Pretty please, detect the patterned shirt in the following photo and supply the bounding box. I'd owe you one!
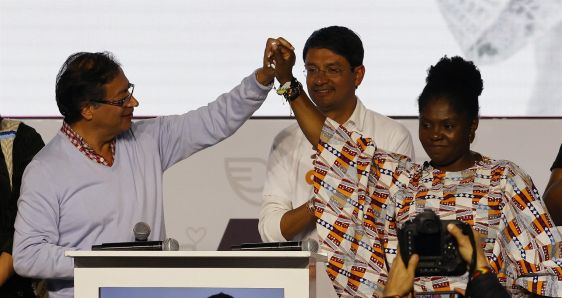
[312,118,562,298]
[60,122,115,167]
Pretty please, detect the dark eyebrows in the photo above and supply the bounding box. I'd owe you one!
[419,115,457,123]
[305,62,343,68]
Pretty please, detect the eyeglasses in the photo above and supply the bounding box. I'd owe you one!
[91,83,135,107]
[303,66,352,78]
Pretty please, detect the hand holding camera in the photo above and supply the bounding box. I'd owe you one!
[397,210,472,276]
[385,210,507,298]
[446,222,489,271]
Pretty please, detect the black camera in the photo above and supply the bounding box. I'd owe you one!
[397,210,470,276]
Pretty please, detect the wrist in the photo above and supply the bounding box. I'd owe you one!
[383,288,411,298]
[382,292,406,298]
[277,73,294,85]
[475,256,489,269]
[255,68,274,86]
[383,287,413,298]
[306,198,315,217]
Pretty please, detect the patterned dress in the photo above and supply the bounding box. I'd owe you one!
[312,119,562,297]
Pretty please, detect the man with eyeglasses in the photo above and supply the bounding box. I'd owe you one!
[12,50,277,298]
[259,26,414,244]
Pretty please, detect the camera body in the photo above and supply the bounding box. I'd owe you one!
[397,210,470,276]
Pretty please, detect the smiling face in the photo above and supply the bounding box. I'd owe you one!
[419,96,478,172]
[304,48,364,123]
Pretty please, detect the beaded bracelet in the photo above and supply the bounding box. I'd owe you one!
[471,266,491,279]
[276,80,292,95]
[276,77,302,102]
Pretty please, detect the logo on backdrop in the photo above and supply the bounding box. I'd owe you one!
[224,157,267,206]
[182,226,207,250]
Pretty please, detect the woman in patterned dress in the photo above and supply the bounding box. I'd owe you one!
[267,39,562,297]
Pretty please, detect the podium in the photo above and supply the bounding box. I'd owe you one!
[66,250,325,298]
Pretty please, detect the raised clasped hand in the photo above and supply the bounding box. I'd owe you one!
[264,37,295,84]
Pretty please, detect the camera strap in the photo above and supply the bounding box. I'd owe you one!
[464,230,478,298]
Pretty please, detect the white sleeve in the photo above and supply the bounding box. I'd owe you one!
[387,124,415,160]
[258,130,296,242]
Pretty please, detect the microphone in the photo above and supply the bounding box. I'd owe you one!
[133,222,151,241]
[231,239,319,253]
[92,238,180,251]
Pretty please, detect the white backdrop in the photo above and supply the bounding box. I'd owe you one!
[2,0,562,116]
[24,118,562,251]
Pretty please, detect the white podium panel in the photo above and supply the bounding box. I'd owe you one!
[67,251,324,298]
